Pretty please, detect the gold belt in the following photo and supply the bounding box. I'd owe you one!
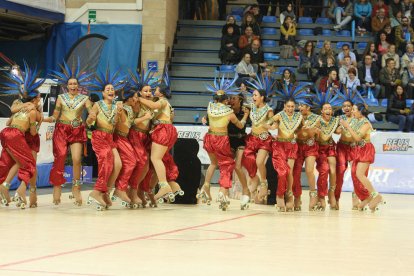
[339,140,353,145]
[276,137,296,144]
[351,140,370,148]
[58,118,82,128]
[318,139,334,146]
[96,127,114,134]
[131,126,149,134]
[9,124,25,133]
[115,129,129,137]
[297,138,315,146]
[251,132,270,141]
[208,130,227,136]
[154,119,172,125]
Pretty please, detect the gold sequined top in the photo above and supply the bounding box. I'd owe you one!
[135,104,154,131]
[153,98,173,122]
[10,109,31,132]
[115,104,135,135]
[250,103,272,134]
[277,111,302,136]
[96,100,117,131]
[207,102,233,128]
[318,116,339,142]
[58,93,88,121]
[351,117,372,143]
[339,115,355,142]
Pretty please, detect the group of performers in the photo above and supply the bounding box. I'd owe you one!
[0,61,182,211]
[198,74,386,213]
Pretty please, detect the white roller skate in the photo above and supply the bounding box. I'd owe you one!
[87,191,107,211]
[13,193,26,209]
[69,179,83,206]
[240,195,250,210]
[155,182,175,204]
[218,192,229,211]
[196,182,211,205]
[309,190,319,211]
[111,189,131,208]
[0,182,11,206]
[169,181,185,197]
[147,191,158,208]
[368,192,386,213]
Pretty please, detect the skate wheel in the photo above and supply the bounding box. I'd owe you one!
[157,198,164,204]
[168,193,175,200]
[240,206,245,210]
[132,204,139,209]
[178,190,184,196]
[169,197,175,203]
[121,201,126,207]
[96,205,103,211]
[69,195,73,199]
[206,200,211,205]
[20,203,26,209]
[196,193,201,199]
[111,196,116,201]
[86,200,91,205]
[1,198,7,205]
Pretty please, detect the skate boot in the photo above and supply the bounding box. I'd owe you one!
[169,181,185,197]
[276,195,286,212]
[147,190,158,208]
[52,185,62,205]
[111,189,132,208]
[14,183,27,209]
[69,180,83,206]
[257,180,269,202]
[196,182,212,205]
[129,188,142,209]
[285,191,294,212]
[318,197,326,211]
[357,196,372,211]
[102,192,112,209]
[368,192,386,212]
[155,182,175,204]
[0,182,11,206]
[309,190,319,211]
[240,195,250,210]
[137,188,147,208]
[328,186,337,210]
[29,187,37,208]
[86,191,107,211]
[218,192,229,211]
[352,192,361,210]
[294,196,302,211]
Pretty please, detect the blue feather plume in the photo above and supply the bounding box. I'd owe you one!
[274,82,312,104]
[88,66,126,92]
[49,57,93,87]
[246,74,276,96]
[204,73,239,95]
[312,86,344,108]
[336,86,366,105]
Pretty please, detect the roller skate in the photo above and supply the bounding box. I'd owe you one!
[13,183,27,209]
[169,181,185,197]
[0,182,11,206]
[86,191,107,211]
[217,192,229,211]
[294,196,302,211]
[111,189,132,208]
[136,188,147,208]
[196,182,212,205]
[69,180,82,206]
[368,192,386,213]
[309,190,319,211]
[318,197,326,211]
[328,186,337,210]
[357,196,371,211]
[257,181,269,202]
[240,195,250,210]
[129,188,142,209]
[102,192,112,209]
[155,182,175,204]
[52,185,62,205]
[275,196,286,212]
[29,187,37,208]
[285,191,294,212]
[352,192,361,210]
[147,190,158,208]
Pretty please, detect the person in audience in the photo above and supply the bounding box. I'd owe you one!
[244,39,267,73]
[402,61,414,98]
[401,0,413,19]
[339,55,358,83]
[342,67,361,93]
[379,57,402,98]
[359,54,381,98]
[221,15,241,36]
[279,2,296,25]
[298,41,319,80]
[373,0,389,17]
[381,44,400,69]
[401,43,414,72]
[241,13,261,37]
[389,0,403,25]
[382,23,396,44]
[238,26,259,50]
[217,0,228,20]
[354,0,373,33]
[337,43,357,67]
[371,8,391,35]
[386,85,414,131]
[391,9,403,27]
[319,68,341,93]
[280,15,296,47]
[376,30,390,55]
[317,55,338,78]
[277,68,296,90]
[395,16,414,54]
[219,25,240,64]
[236,52,256,84]
[328,0,354,31]
[361,41,380,67]
[319,41,336,66]
[249,4,263,25]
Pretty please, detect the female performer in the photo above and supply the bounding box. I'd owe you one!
[45,60,93,205]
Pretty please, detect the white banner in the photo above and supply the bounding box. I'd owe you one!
[6,0,65,14]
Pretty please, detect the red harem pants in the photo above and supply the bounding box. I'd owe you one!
[241,134,272,178]
[203,133,235,189]
[351,143,374,201]
[0,128,36,185]
[49,123,86,186]
[271,140,291,197]
[151,124,179,182]
[128,129,151,189]
[292,141,318,197]
[114,134,137,191]
[25,133,40,153]
[91,130,116,193]
[316,142,336,197]
[335,141,353,201]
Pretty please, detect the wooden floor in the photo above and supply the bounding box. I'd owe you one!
[0,187,413,276]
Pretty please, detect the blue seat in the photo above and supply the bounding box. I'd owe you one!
[316,41,324,48]
[277,67,295,75]
[262,40,277,47]
[230,7,244,16]
[262,16,277,23]
[357,42,367,50]
[298,17,313,24]
[262,28,277,35]
[336,42,351,49]
[299,29,313,36]
[322,29,332,36]
[366,98,379,106]
[217,65,236,73]
[336,30,351,37]
[232,15,242,22]
[264,53,280,61]
[315,17,332,24]
[381,99,388,107]
[406,99,414,106]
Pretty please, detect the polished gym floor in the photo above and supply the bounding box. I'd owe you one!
[0,186,413,276]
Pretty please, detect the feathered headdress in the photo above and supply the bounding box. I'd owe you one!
[312,87,344,108]
[336,86,366,105]
[158,63,171,97]
[3,61,44,98]
[88,67,126,93]
[49,58,93,87]
[127,66,157,93]
[205,73,239,95]
[274,82,312,105]
[247,74,277,96]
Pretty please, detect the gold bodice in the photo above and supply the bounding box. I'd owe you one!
[135,104,154,130]
[207,102,233,128]
[10,109,30,132]
[277,111,302,136]
[115,104,135,135]
[351,117,372,143]
[154,98,173,122]
[318,116,339,142]
[339,115,355,142]
[250,103,272,134]
[59,93,88,121]
[96,100,117,131]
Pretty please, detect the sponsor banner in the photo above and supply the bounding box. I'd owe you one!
[6,0,65,14]
[64,166,93,183]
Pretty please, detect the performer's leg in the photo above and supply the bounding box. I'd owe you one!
[316,150,329,209]
[335,144,348,202]
[256,149,269,201]
[234,148,249,196]
[28,151,37,208]
[0,149,17,205]
[327,156,337,209]
[305,156,318,211]
[69,142,83,206]
[151,142,173,200]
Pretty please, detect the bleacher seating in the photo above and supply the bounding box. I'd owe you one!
[262,28,277,35]
[322,30,332,36]
[298,29,313,36]
[262,16,277,23]
[262,40,277,47]
[336,30,351,37]
[357,42,367,50]
[298,17,313,24]
[264,53,280,61]
[315,17,332,25]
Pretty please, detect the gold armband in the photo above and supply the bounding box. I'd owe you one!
[55,106,61,111]
[30,122,37,127]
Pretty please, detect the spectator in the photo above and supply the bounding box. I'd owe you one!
[376,31,390,55]
[257,0,278,17]
[236,52,256,84]
[391,9,403,27]
[277,68,297,90]
[371,8,391,35]
[245,4,263,25]
[381,44,400,69]
[279,2,296,25]
[337,43,357,67]
[241,13,261,37]
[354,0,373,33]
[217,0,228,20]
[328,0,353,31]
[401,43,414,72]
[402,61,414,98]
[318,41,336,66]
[339,55,358,82]
[244,39,267,73]
[342,67,361,93]
[361,41,380,67]
[279,15,296,46]
[219,25,240,64]
[222,15,241,36]
[395,16,414,53]
[359,54,381,98]
[386,85,414,131]
[401,0,413,19]
[389,0,403,23]
[298,41,319,80]
[379,57,402,98]
[382,24,396,43]
[238,26,259,50]
[317,55,338,78]
[319,68,341,93]
[373,0,389,17]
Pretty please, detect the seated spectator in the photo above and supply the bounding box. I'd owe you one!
[381,44,400,69]
[376,31,390,55]
[354,0,373,34]
[339,56,358,82]
[337,43,357,67]
[221,15,241,36]
[379,57,402,98]
[401,0,413,19]
[298,41,319,80]
[386,85,414,132]
[244,39,267,73]
[391,10,403,28]
[328,0,353,31]
[389,0,403,27]
[361,41,380,67]
[238,26,259,50]
[401,43,414,72]
[318,40,336,66]
[342,67,361,93]
[382,24,396,44]
[280,15,296,46]
[219,25,240,64]
[236,52,256,85]
[372,0,389,18]
[248,4,263,25]
[317,55,338,78]
[277,68,297,90]
[402,61,414,98]
[371,8,391,35]
[319,68,341,93]
[279,2,296,25]
[395,16,414,54]
[358,54,381,98]
[241,13,261,37]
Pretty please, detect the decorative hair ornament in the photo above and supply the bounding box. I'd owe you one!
[205,73,239,95]
[88,66,126,92]
[49,57,93,87]
[127,66,157,92]
[3,60,44,98]
[247,73,277,96]
[337,86,366,105]
[274,82,312,104]
[312,86,344,108]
